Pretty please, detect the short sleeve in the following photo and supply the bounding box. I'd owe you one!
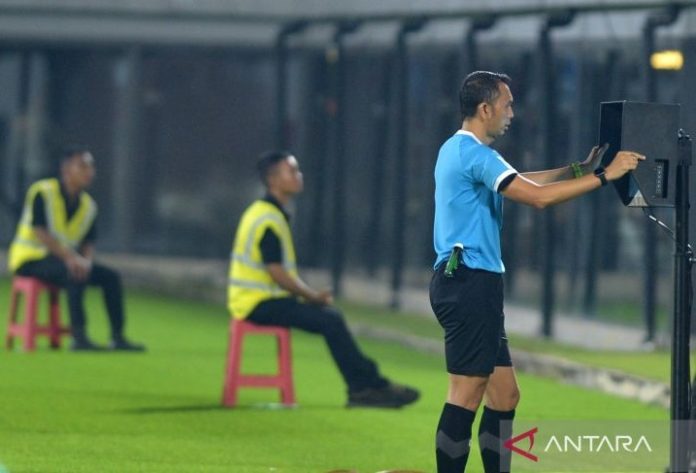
[259,227,283,264]
[31,193,48,227]
[83,219,97,243]
[471,148,518,193]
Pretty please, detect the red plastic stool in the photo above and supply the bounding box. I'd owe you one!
[222,318,295,407]
[6,276,71,351]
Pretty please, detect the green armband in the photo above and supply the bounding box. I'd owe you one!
[570,162,584,179]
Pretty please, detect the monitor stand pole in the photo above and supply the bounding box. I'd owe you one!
[670,129,693,473]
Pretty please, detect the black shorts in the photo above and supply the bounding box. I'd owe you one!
[429,262,512,376]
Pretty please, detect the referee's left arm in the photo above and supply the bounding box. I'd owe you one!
[520,145,608,185]
[501,173,603,209]
[502,149,644,208]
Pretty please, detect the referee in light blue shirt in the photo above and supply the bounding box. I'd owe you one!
[430,71,644,473]
[433,129,517,274]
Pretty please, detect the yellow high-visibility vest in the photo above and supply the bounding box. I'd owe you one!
[228,200,298,319]
[8,178,97,272]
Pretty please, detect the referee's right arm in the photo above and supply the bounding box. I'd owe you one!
[502,150,644,208]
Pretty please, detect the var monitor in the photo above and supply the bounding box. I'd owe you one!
[598,101,679,208]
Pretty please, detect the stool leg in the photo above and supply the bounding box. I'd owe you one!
[277,332,295,406]
[48,288,62,349]
[23,284,40,351]
[6,287,21,350]
[222,323,244,407]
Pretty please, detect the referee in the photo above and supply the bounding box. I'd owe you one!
[430,71,644,472]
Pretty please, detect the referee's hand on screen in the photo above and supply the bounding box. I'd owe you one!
[581,143,610,170]
[605,150,645,181]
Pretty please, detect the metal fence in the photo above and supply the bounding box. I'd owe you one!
[1,2,696,339]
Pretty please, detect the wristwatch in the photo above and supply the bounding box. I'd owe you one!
[594,166,608,186]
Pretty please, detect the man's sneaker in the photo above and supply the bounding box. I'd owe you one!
[347,383,420,408]
[110,338,146,352]
[70,337,106,352]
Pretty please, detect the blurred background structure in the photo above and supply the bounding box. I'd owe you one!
[2,0,696,342]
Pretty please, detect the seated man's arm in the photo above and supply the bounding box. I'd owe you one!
[78,221,97,261]
[31,194,90,280]
[33,227,91,281]
[33,226,71,261]
[260,227,332,305]
[266,264,332,305]
[78,240,95,277]
[80,242,95,260]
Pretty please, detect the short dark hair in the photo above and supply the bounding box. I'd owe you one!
[459,71,511,120]
[257,150,293,187]
[60,145,91,164]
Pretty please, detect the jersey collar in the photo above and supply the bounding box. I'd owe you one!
[456,129,483,144]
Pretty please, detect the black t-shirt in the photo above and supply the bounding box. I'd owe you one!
[259,228,282,264]
[258,195,290,265]
[32,189,97,243]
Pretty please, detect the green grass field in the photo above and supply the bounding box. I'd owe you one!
[0,281,668,473]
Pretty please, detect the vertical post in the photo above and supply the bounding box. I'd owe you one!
[583,192,601,316]
[306,57,330,268]
[112,47,142,252]
[24,52,50,183]
[670,130,692,473]
[275,22,306,149]
[584,50,621,315]
[2,53,30,223]
[539,11,574,338]
[365,55,392,277]
[539,22,555,338]
[464,16,496,73]
[642,5,680,343]
[329,21,360,297]
[423,52,459,267]
[276,34,288,150]
[390,18,426,309]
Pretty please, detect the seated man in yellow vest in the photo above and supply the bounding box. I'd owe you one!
[228,150,419,408]
[8,146,145,352]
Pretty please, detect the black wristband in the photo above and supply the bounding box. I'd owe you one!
[593,166,608,186]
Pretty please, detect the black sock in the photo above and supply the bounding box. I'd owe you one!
[436,403,476,473]
[478,406,516,473]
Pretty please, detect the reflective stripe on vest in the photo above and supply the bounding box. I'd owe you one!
[227,200,298,319]
[229,253,297,273]
[227,278,288,294]
[8,178,97,272]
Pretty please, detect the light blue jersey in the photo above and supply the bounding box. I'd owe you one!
[433,130,518,273]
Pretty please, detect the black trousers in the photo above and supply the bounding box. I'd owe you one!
[247,297,387,392]
[16,255,125,340]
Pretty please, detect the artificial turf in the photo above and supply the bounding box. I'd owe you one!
[0,282,667,473]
